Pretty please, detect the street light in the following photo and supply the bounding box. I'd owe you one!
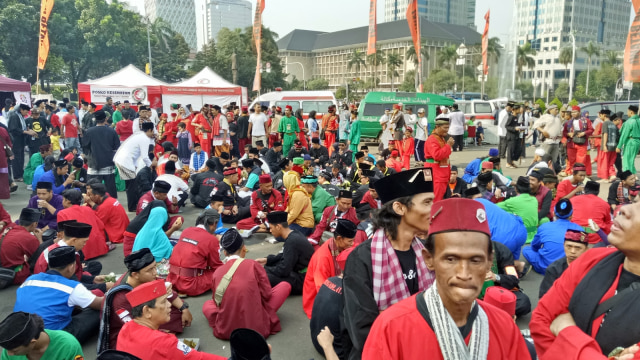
[457,43,468,99]
[569,32,576,101]
[145,16,153,77]
[286,62,306,90]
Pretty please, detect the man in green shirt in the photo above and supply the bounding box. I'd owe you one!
[0,312,84,360]
[300,175,336,223]
[278,105,300,156]
[348,110,361,162]
[498,176,539,244]
[617,105,640,174]
[111,101,123,127]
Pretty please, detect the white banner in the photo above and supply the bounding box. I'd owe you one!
[14,92,32,107]
[90,86,148,103]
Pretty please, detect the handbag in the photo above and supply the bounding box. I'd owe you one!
[0,134,13,158]
[0,228,16,289]
[571,119,587,144]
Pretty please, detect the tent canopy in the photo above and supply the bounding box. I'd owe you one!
[82,64,168,87]
[0,76,31,92]
[173,67,238,88]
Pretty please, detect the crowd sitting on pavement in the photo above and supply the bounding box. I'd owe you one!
[0,97,638,360]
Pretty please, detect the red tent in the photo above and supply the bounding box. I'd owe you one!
[0,76,31,92]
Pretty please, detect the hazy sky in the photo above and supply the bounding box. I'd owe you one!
[124,0,513,47]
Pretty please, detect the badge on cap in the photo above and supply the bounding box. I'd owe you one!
[409,168,433,183]
[476,208,486,223]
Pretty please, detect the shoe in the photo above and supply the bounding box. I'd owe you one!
[249,225,261,235]
[519,263,532,279]
[26,185,32,191]
[10,184,18,193]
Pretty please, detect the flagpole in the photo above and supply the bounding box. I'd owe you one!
[416,9,422,92]
[36,68,40,95]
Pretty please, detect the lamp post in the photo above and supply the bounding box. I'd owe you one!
[286,62,306,90]
[457,43,468,99]
[568,32,576,102]
[146,17,153,77]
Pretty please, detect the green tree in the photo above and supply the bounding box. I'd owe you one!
[307,77,329,90]
[149,18,190,82]
[487,37,502,65]
[604,50,619,67]
[535,98,546,113]
[190,40,218,75]
[559,47,574,80]
[386,53,402,91]
[336,86,347,100]
[580,41,600,96]
[366,48,385,86]
[399,70,416,92]
[406,42,429,90]
[484,77,499,99]
[516,42,536,81]
[515,81,533,99]
[0,1,39,83]
[424,69,456,93]
[555,82,569,102]
[347,49,366,80]
[437,45,458,72]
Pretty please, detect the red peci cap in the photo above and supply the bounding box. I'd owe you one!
[259,174,272,184]
[125,279,166,308]
[572,105,581,112]
[481,161,494,170]
[285,105,293,111]
[276,106,282,112]
[483,286,516,317]
[427,198,490,238]
[292,165,304,175]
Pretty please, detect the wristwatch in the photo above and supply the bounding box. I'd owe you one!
[179,301,189,312]
[494,274,501,284]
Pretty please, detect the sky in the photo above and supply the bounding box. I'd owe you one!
[123,0,514,48]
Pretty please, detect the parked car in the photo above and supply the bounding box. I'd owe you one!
[579,101,639,122]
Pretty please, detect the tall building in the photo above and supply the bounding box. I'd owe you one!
[513,0,631,96]
[384,0,476,28]
[204,0,252,44]
[145,0,198,50]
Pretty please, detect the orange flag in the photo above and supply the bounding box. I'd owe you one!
[37,0,54,70]
[252,0,265,92]
[482,10,490,76]
[406,0,422,91]
[367,0,377,55]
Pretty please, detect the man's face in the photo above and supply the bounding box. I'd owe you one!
[624,174,637,187]
[69,236,89,251]
[425,232,491,309]
[148,295,171,325]
[609,201,640,253]
[571,110,580,119]
[385,110,390,116]
[334,235,355,252]
[116,104,122,111]
[20,108,29,117]
[154,191,168,201]
[313,143,320,149]
[388,143,395,151]
[285,109,292,117]
[132,261,158,283]
[369,188,378,199]
[260,182,273,194]
[194,146,201,153]
[449,171,458,183]
[5,341,37,356]
[332,167,339,175]
[228,173,239,185]
[107,99,113,105]
[573,171,586,184]
[210,201,223,210]
[269,223,283,238]
[336,197,353,212]
[550,108,558,116]
[211,108,219,116]
[564,241,588,265]
[397,192,435,233]
[543,181,557,190]
[338,143,346,151]
[36,189,52,201]
[169,154,178,162]
[436,124,450,135]
[529,176,541,192]
[304,160,311,167]
[301,184,315,194]
[57,165,68,176]
[31,110,40,119]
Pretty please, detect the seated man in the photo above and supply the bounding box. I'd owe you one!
[168,210,224,297]
[538,229,589,299]
[285,178,315,236]
[446,165,467,198]
[97,248,191,353]
[212,167,251,224]
[318,171,340,198]
[85,182,130,244]
[309,138,329,168]
[188,142,208,173]
[360,177,382,210]
[570,181,612,244]
[116,279,224,360]
[0,208,43,285]
[14,246,103,344]
[607,170,637,212]
[497,177,539,244]
[483,241,532,318]
[240,158,262,192]
[155,161,189,208]
[58,189,108,260]
[519,199,584,275]
[27,181,64,230]
[38,159,75,195]
[257,211,314,295]
[554,163,587,202]
[303,219,357,318]
[264,141,284,173]
[375,159,396,177]
[300,175,336,224]
[529,169,553,222]
[203,229,290,340]
[236,175,285,233]
[0,312,84,360]
[190,159,222,208]
[309,190,359,245]
[136,180,183,228]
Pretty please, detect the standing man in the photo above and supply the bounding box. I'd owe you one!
[82,110,120,199]
[279,105,300,156]
[447,103,466,151]
[533,104,563,166]
[424,115,455,202]
[564,105,593,176]
[407,108,429,164]
[617,105,640,174]
[598,110,620,181]
[113,122,156,209]
[120,100,136,121]
[102,97,114,120]
[236,106,250,156]
[267,106,282,147]
[498,102,512,158]
[8,104,34,181]
[505,103,524,168]
[248,103,268,148]
[322,105,339,156]
[389,104,405,149]
[111,101,123,126]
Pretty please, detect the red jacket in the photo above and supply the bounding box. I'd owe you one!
[309,206,359,242]
[361,190,380,210]
[136,191,179,215]
[95,196,130,244]
[303,238,341,318]
[570,194,611,244]
[0,225,39,284]
[249,190,285,221]
[116,120,133,142]
[58,205,108,260]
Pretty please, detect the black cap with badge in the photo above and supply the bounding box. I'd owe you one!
[373,168,434,204]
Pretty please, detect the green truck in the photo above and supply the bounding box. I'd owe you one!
[357,91,455,139]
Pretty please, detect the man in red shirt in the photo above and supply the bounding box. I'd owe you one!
[424,115,455,202]
[61,104,81,151]
[322,105,339,155]
[136,180,183,229]
[57,189,108,260]
[85,182,130,244]
[236,175,285,232]
[167,209,224,297]
[569,181,612,245]
[0,208,42,285]
[309,189,359,245]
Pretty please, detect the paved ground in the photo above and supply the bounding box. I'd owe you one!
[0,143,622,359]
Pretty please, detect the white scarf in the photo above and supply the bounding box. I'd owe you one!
[424,283,489,360]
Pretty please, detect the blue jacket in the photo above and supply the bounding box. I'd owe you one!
[529,218,584,270]
[38,169,68,194]
[476,198,528,260]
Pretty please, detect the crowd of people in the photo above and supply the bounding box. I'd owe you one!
[0,96,638,360]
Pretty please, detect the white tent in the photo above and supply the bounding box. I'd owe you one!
[161,67,248,114]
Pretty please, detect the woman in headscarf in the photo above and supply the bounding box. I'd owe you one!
[122,200,180,257]
[133,206,173,262]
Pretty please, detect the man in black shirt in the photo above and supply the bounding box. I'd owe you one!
[237,107,250,156]
[212,166,249,223]
[8,104,34,180]
[120,100,136,120]
[309,138,330,167]
[264,141,284,173]
[210,152,230,175]
[190,159,222,208]
[81,110,121,198]
[26,107,50,157]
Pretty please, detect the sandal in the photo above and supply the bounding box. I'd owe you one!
[10,184,18,193]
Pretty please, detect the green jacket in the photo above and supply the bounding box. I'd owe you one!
[311,185,336,223]
[618,114,640,150]
[497,193,539,242]
[349,120,361,145]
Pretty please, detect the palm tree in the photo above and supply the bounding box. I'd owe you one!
[516,42,536,80]
[347,49,366,80]
[151,18,174,51]
[367,48,385,88]
[604,50,619,67]
[487,37,502,64]
[386,53,402,91]
[559,47,574,80]
[407,42,430,90]
[437,45,458,72]
[580,41,600,96]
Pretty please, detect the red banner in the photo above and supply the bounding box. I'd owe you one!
[38,0,54,70]
[624,0,640,82]
[406,0,422,91]
[367,0,377,55]
[252,0,265,92]
[482,10,490,76]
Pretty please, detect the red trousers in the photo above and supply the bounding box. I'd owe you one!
[402,155,412,171]
[236,217,262,230]
[325,132,336,156]
[167,269,215,297]
[597,150,617,179]
[238,138,250,156]
[566,144,591,175]
[268,134,280,148]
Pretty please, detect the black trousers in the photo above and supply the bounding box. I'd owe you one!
[12,139,25,179]
[88,173,117,200]
[515,289,532,318]
[452,134,464,151]
[221,206,250,223]
[499,136,507,158]
[124,179,138,212]
[190,194,209,208]
[176,192,188,207]
[63,308,100,344]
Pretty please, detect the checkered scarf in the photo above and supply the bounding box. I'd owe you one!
[371,228,434,310]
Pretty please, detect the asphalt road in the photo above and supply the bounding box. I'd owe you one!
[0,143,623,359]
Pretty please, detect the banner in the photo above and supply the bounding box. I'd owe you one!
[624,0,640,82]
[406,0,422,91]
[367,0,377,55]
[89,86,148,103]
[252,0,265,92]
[482,10,490,76]
[37,0,54,70]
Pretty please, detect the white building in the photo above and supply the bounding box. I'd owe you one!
[204,0,252,44]
[145,0,198,50]
[384,0,476,29]
[514,0,631,97]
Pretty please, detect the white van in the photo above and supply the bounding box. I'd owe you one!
[250,90,337,119]
[455,100,499,144]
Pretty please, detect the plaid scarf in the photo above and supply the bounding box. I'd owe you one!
[617,182,629,205]
[371,228,434,310]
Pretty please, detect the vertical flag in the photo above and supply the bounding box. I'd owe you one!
[252,0,265,92]
[624,0,640,82]
[37,0,54,70]
[367,0,377,55]
[406,0,422,91]
[482,10,490,76]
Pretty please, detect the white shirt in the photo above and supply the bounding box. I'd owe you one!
[156,173,189,200]
[249,113,268,136]
[498,109,509,137]
[113,132,153,172]
[189,151,209,172]
[407,115,429,141]
[448,111,466,136]
[573,119,582,131]
[131,118,158,146]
